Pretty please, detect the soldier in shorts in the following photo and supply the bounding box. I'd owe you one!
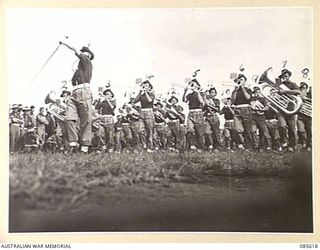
[231,74,256,150]
[183,79,205,150]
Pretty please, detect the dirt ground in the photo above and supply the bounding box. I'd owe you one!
[10,175,313,232]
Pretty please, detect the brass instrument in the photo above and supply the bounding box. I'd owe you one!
[222,82,239,88]
[299,98,312,117]
[250,99,266,115]
[171,82,202,93]
[187,80,201,92]
[44,91,66,121]
[258,67,303,115]
[171,82,185,89]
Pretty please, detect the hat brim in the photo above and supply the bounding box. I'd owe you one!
[60,91,71,97]
[141,81,153,89]
[154,102,163,107]
[169,96,179,103]
[103,89,114,97]
[278,70,292,78]
[80,48,94,60]
[176,106,184,112]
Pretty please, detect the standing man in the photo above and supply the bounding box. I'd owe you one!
[265,103,281,151]
[125,101,145,150]
[9,104,24,153]
[36,107,49,149]
[276,69,301,152]
[95,87,117,152]
[204,87,223,151]
[220,98,237,150]
[59,41,94,153]
[231,74,256,150]
[153,101,167,150]
[250,87,272,150]
[29,106,37,128]
[165,96,183,151]
[133,80,155,152]
[297,82,311,151]
[182,79,205,150]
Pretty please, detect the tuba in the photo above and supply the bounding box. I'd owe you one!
[258,67,303,115]
[44,91,66,121]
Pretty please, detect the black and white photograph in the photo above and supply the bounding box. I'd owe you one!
[6,6,314,234]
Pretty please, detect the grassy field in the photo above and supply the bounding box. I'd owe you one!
[9,150,313,232]
[9,150,311,210]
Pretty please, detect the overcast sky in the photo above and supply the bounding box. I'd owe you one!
[6,7,312,109]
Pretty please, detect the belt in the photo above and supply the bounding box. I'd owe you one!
[189,109,202,112]
[101,114,113,117]
[72,83,90,91]
[234,104,251,108]
[206,113,218,117]
[141,108,153,111]
[122,123,130,126]
[168,119,179,122]
[266,119,277,122]
[155,122,165,125]
[10,123,21,126]
[225,119,234,123]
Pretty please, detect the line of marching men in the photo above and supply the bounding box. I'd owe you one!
[9,69,312,154]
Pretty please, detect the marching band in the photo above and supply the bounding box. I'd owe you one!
[8,45,312,154]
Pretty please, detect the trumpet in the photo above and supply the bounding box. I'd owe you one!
[140,84,154,94]
[258,68,303,115]
[221,81,243,89]
[171,82,185,89]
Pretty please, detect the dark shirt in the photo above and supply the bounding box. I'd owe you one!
[282,80,299,91]
[131,104,141,113]
[127,113,140,122]
[114,121,123,131]
[186,92,203,109]
[250,96,267,116]
[96,99,116,115]
[165,104,179,120]
[45,115,56,137]
[250,96,267,105]
[307,91,312,99]
[71,53,93,85]
[137,92,155,108]
[232,87,252,105]
[265,108,278,120]
[177,112,185,124]
[220,106,234,120]
[204,98,220,116]
[154,108,167,123]
[24,114,36,128]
